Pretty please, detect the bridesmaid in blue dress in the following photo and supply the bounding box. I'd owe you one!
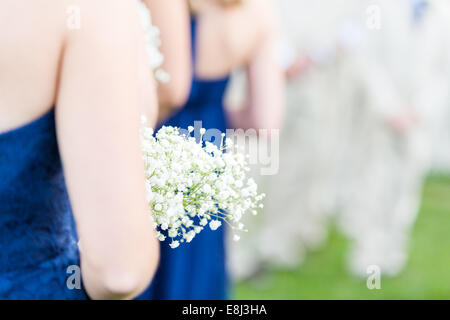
[0,111,88,299]
[140,0,284,300]
[142,16,229,301]
[0,1,159,300]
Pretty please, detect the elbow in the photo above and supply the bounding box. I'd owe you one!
[257,121,283,133]
[99,268,152,300]
[95,257,158,299]
[167,86,190,109]
[84,239,160,300]
[158,77,191,111]
[252,117,284,134]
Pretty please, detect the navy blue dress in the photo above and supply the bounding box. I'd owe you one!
[139,18,230,300]
[0,110,87,299]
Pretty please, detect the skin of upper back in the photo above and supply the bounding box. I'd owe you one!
[193,0,272,79]
[0,0,69,132]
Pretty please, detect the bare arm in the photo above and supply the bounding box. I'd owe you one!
[228,0,285,132]
[56,0,159,300]
[143,0,192,123]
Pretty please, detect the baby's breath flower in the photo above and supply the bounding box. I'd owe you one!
[140,124,264,248]
[156,232,166,242]
[138,1,169,83]
[168,228,178,238]
[170,241,180,249]
[209,220,222,231]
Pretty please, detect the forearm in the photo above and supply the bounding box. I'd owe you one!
[144,0,192,114]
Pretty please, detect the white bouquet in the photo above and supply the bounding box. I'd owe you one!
[140,119,265,248]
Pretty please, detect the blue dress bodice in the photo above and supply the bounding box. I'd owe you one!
[0,110,87,299]
[138,17,231,300]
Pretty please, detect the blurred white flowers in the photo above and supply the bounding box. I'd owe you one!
[140,118,265,248]
[138,1,170,83]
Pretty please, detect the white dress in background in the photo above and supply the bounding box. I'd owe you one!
[227,0,450,280]
[427,1,450,172]
[336,0,450,277]
[226,0,369,279]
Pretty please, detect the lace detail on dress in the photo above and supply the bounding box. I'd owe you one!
[0,110,88,299]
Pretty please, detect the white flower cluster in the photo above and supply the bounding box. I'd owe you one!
[138,1,170,83]
[140,120,265,249]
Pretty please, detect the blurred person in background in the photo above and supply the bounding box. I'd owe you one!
[428,0,450,173]
[336,0,450,277]
[227,0,368,279]
[228,0,450,281]
[141,0,193,124]
[431,104,450,172]
[140,0,284,299]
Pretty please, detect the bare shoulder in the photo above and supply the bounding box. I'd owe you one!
[238,0,279,62]
[244,0,278,34]
[216,0,278,62]
[0,0,142,39]
[62,0,141,40]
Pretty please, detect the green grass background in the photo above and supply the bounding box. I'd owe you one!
[234,175,450,300]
